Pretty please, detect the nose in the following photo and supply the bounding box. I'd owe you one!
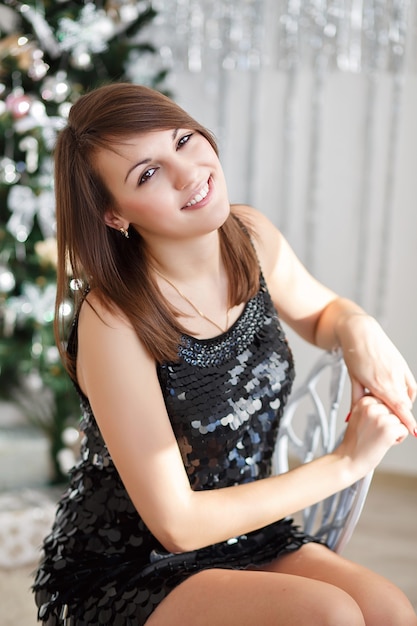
[171,156,200,191]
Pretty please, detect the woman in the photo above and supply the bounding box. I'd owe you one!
[33,82,417,625]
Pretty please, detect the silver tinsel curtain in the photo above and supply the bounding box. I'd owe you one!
[143,0,415,321]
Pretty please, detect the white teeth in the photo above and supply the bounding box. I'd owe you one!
[186,182,209,206]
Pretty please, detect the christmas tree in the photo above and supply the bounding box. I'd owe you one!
[0,0,168,482]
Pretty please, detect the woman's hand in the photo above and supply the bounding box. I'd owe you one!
[335,313,417,436]
[337,394,409,478]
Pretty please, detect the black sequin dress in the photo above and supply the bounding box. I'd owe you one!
[33,277,322,625]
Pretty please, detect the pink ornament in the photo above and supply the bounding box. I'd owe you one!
[6,92,32,119]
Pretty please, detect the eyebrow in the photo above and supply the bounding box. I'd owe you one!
[124,129,180,183]
[124,157,151,183]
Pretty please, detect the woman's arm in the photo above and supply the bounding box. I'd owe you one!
[316,299,417,428]
[76,292,409,554]
[235,205,417,435]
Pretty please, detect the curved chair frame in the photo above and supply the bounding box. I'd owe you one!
[272,349,373,553]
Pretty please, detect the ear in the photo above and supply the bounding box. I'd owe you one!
[104,208,129,232]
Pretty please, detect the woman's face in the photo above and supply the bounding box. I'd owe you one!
[94,128,230,242]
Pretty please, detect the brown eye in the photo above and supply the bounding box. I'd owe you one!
[139,168,157,185]
[177,133,193,149]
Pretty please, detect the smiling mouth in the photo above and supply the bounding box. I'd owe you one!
[184,181,210,207]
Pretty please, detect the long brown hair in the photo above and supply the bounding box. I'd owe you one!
[54,82,259,378]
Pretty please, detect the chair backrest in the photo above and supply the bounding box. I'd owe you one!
[272,349,373,553]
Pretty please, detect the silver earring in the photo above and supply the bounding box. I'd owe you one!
[119,227,129,239]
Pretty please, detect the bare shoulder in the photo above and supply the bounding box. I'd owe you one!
[77,288,150,359]
[231,203,281,243]
[231,204,284,275]
[80,290,132,330]
[76,289,153,396]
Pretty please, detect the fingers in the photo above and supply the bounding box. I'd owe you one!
[394,423,409,444]
[381,414,408,445]
[378,392,416,437]
[405,369,417,404]
[341,395,410,476]
[352,395,410,445]
[350,376,417,438]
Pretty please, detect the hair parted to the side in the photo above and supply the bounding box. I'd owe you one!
[54,82,259,378]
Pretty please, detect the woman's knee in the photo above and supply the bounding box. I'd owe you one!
[269,542,416,626]
[303,585,365,626]
[362,585,417,626]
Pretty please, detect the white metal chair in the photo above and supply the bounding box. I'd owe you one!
[273,349,374,553]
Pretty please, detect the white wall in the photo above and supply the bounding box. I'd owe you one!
[171,63,417,476]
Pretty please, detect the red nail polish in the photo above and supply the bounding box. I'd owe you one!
[345,412,351,423]
[413,428,417,438]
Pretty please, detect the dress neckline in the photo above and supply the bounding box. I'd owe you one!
[180,298,250,343]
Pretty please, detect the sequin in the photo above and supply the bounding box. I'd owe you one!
[33,275,323,625]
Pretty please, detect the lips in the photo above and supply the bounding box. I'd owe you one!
[182,179,210,208]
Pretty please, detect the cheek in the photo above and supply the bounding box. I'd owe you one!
[121,198,162,226]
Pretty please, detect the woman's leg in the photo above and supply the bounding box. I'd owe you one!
[265,542,417,626]
[146,566,365,626]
